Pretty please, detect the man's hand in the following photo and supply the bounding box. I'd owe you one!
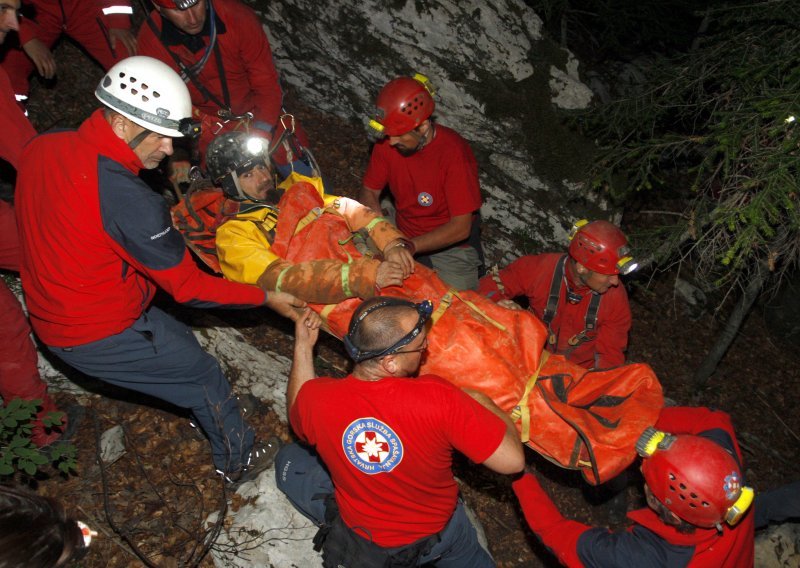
[23,38,56,79]
[265,290,307,321]
[375,260,405,289]
[498,299,522,311]
[384,244,414,278]
[109,28,137,57]
[295,308,321,350]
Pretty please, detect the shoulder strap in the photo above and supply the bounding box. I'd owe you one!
[543,255,567,326]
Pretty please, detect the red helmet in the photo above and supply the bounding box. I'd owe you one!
[369,74,435,137]
[568,219,637,275]
[637,428,754,528]
[151,0,200,9]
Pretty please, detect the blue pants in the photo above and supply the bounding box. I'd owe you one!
[276,442,495,567]
[49,306,253,473]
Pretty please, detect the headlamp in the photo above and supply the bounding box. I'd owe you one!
[724,486,754,526]
[344,299,433,362]
[617,250,639,276]
[173,0,201,10]
[368,119,386,136]
[178,117,201,139]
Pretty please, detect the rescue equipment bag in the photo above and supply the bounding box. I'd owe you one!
[269,182,664,485]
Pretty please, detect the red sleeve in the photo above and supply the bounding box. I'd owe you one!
[437,380,507,464]
[512,473,592,568]
[96,0,133,30]
[594,286,631,369]
[0,69,36,169]
[143,249,267,307]
[491,256,543,301]
[236,2,283,127]
[18,6,42,46]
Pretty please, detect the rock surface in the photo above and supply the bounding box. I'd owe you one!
[253,0,602,264]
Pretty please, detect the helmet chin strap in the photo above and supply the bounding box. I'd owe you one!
[412,122,435,152]
[128,128,153,151]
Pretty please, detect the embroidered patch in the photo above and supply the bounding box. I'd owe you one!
[723,471,742,501]
[342,417,403,475]
[417,192,433,207]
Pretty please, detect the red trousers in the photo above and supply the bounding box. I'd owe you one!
[0,200,63,445]
[2,0,132,98]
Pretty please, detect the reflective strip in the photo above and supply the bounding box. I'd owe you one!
[102,6,134,15]
[275,266,291,293]
[341,264,352,297]
[364,216,389,232]
[15,94,27,101]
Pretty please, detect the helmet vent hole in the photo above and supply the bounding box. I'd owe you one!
[669,485,676,492]
[668,473,676,481]
[141,95,149,103]
[131,88,138,95]
[118,72,126,78]
[689,502,696,508]
[153,91,161,98]
[679,483,687,490]
[120,83,127,90]
[702,501,710,507]
[690,492,698,499]
[679,494,686,500]
[130,77,137,84]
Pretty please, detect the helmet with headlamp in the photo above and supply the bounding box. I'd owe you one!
[568,219,638,275]
[368,74,436,137]
[95,56,199,139]
[636,427,754,528]
[206,132,271,201]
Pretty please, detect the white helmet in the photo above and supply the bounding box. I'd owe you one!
[95,56,196,137]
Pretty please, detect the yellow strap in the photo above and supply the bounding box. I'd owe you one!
[294,207,323,235]
[431,292,453,324]
[341,263,352,297]
[510,350,550,443]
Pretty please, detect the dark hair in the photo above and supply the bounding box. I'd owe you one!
[349,298,416,355]
[0,485,87,568]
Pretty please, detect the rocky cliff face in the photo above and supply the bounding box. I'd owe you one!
[251,0,603,264]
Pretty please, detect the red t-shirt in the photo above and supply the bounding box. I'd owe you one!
[362,125,482,239]
[290,373,505,547]
[478,253,631,369]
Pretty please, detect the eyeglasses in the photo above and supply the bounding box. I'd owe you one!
[392,338,428,356]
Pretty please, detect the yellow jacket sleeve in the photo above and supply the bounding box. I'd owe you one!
[216,216,282,285]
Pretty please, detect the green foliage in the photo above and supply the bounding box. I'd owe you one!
[580,0,800,299]
[0,398,77,478]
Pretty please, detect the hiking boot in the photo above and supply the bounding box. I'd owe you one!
[216,436,282,487]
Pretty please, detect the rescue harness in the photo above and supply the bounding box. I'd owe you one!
[542,255,601,357]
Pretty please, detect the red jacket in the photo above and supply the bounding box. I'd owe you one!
[137,0,283,131]
[15,109,266,347]
[513,407,755,568]
[478,253,631,369]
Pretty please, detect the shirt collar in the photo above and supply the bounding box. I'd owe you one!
[159,9,226,53]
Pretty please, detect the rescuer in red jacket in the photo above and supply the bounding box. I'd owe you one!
[513,406,757,567]
[479,220,635,370]
[0,0,67,446]
[136,0,315,178]
[0,0,136,104]
[15,55,310,484]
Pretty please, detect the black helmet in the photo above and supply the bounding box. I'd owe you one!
[206,132,271,201]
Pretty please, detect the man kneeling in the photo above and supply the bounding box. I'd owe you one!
[277,298,524,567]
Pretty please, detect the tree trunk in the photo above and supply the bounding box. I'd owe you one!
[692,263,768,389]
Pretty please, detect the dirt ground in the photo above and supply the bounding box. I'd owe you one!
[7,40,800,567]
